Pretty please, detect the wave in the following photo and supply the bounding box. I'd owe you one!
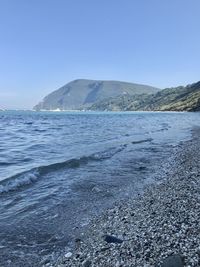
[0,145,127,194]
[0,171,39,194]
[0,138,152,194]
[131,138,153,144]
[0,162,14,166]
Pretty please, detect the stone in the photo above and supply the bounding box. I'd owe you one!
[64,252,72,258]
[83,259,92,267]
[103,234,123,244]
[160,254,184,267]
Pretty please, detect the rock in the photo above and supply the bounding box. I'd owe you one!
[103,234,123,244]
[92,186,101,193]
[75,238,82,243]
[160,254,184,267]
[64,252,72,258]
[83,259,92,267]
[40,256,51,265]
[100,247,110,252]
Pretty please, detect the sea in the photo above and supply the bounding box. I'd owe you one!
[0,110,199,266]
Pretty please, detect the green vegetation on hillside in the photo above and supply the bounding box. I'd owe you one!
[89,81,200,112]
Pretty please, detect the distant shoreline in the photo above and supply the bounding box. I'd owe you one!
[1,109,189,113]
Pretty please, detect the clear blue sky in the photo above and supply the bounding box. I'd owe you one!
[0,0,200,109]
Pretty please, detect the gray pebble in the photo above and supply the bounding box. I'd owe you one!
[160,254,184,267]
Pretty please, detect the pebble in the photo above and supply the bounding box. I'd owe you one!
[159,254,184,267]
[64,252,72,258]
[82,259,92,267]
[103,235,123,244]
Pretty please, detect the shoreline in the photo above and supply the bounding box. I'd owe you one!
[53,127,200,267]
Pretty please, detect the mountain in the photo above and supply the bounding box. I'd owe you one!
[89,81,200,112]
[33,79,159,111]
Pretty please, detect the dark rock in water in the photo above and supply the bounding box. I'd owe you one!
[103,234,123,244]
[160,254,184,267]
[75,238,82,243]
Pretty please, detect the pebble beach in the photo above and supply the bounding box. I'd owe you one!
[52,127,200,267]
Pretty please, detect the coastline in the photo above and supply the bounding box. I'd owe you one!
[53,127,200,267]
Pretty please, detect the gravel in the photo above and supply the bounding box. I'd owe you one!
[53,128,200,267]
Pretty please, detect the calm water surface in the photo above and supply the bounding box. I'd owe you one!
[0,111,199,266]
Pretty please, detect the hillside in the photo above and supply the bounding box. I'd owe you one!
[33,79,159,111]
[89,81,200,112]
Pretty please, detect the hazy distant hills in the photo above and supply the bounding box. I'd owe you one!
[90,81,200,112]
[33,79,159,111]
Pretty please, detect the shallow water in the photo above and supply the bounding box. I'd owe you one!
[0,111,199,266]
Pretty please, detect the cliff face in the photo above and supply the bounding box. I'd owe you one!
[33,79,159,111]
[89,81,200,112]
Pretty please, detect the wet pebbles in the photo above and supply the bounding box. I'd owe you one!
[54,129,200,267]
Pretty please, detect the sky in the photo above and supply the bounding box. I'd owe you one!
[0,0,200,109]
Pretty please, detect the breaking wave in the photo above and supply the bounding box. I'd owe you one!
[0,145,125,194]
[0,139,152,194]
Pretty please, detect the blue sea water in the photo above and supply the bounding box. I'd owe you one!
[0,110,199,266]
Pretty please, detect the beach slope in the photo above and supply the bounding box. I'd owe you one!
[55,128,200,267]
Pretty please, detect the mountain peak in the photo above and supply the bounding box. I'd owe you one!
[34,79,159,111]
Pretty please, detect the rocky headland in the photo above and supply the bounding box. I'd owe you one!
[34,79,200,112]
